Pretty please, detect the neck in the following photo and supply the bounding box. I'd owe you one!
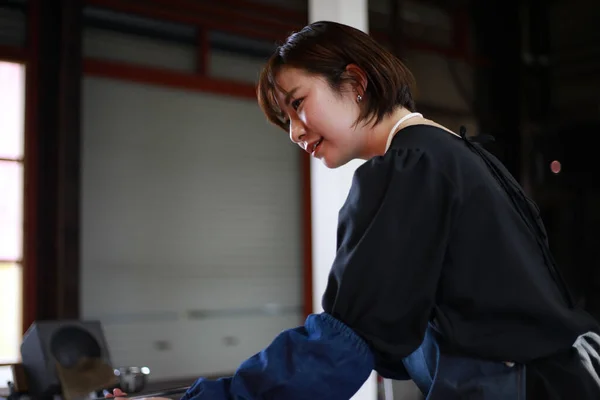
[361,107,416,159]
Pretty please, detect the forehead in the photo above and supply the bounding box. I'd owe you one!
[274,67,329,101]
[275,66,314,91]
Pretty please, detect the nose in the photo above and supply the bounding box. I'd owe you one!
[289,118,306,145]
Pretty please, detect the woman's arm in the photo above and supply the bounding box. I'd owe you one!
[185,144,457,398]
[181,313,374,400]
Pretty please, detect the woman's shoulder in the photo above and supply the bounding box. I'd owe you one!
[388,122,480,172]
[351,121,484,197]
[391,122,464,149]
[354,123,463,186]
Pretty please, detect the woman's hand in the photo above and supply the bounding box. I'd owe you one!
[104,388,127,399]
[104,388,170,400]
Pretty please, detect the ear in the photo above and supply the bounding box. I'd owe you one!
[345,64,368,96]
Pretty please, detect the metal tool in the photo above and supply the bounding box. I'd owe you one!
[97,385,190,399]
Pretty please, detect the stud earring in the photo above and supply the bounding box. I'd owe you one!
[357,94,362,103]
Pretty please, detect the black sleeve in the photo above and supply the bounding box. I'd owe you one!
[322,147,459,378]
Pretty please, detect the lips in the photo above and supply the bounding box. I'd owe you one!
[309,138,323,155]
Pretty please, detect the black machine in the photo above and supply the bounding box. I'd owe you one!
[20,320,117,399]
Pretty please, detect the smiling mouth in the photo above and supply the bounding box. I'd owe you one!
[311,138,323,154]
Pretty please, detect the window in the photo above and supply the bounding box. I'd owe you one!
[0,61,25,364]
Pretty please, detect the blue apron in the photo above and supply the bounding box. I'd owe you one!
[402,324,527,400]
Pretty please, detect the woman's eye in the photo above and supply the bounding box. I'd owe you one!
[291,98,303,110]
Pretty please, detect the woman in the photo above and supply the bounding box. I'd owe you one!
[111,21,600,400]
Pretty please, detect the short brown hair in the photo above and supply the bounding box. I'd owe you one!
[257,21,416,130]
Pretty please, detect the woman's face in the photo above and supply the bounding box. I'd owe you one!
[274,66,368,169]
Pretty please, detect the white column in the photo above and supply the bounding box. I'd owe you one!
[308,0,368,30]
[308,2,378,400]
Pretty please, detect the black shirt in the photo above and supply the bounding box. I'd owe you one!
[322,124,599,378]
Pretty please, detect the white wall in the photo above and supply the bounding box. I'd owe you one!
[81,30,303,381]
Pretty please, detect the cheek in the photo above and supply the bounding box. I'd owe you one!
[301,102,326,131]
[304,102,354,137]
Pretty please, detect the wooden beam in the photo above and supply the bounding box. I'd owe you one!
[195,27,209,75]
[22,0,41,334]
[85,0,488,66]
[300,152,313,318]
[0,45,28,63]
[56,0,83,319]
[0,157,24,163]
[22,0,83,331]
[202,0,307,25]
[86,0,290,43]
[84,58,257,99]
[145,0,303,34]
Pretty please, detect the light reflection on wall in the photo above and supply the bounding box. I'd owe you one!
[0,61,25,365]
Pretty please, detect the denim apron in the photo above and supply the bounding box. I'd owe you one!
[402,324,527,400]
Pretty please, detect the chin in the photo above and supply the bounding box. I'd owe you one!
[320,159,337,169]
[319,155,349,169]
